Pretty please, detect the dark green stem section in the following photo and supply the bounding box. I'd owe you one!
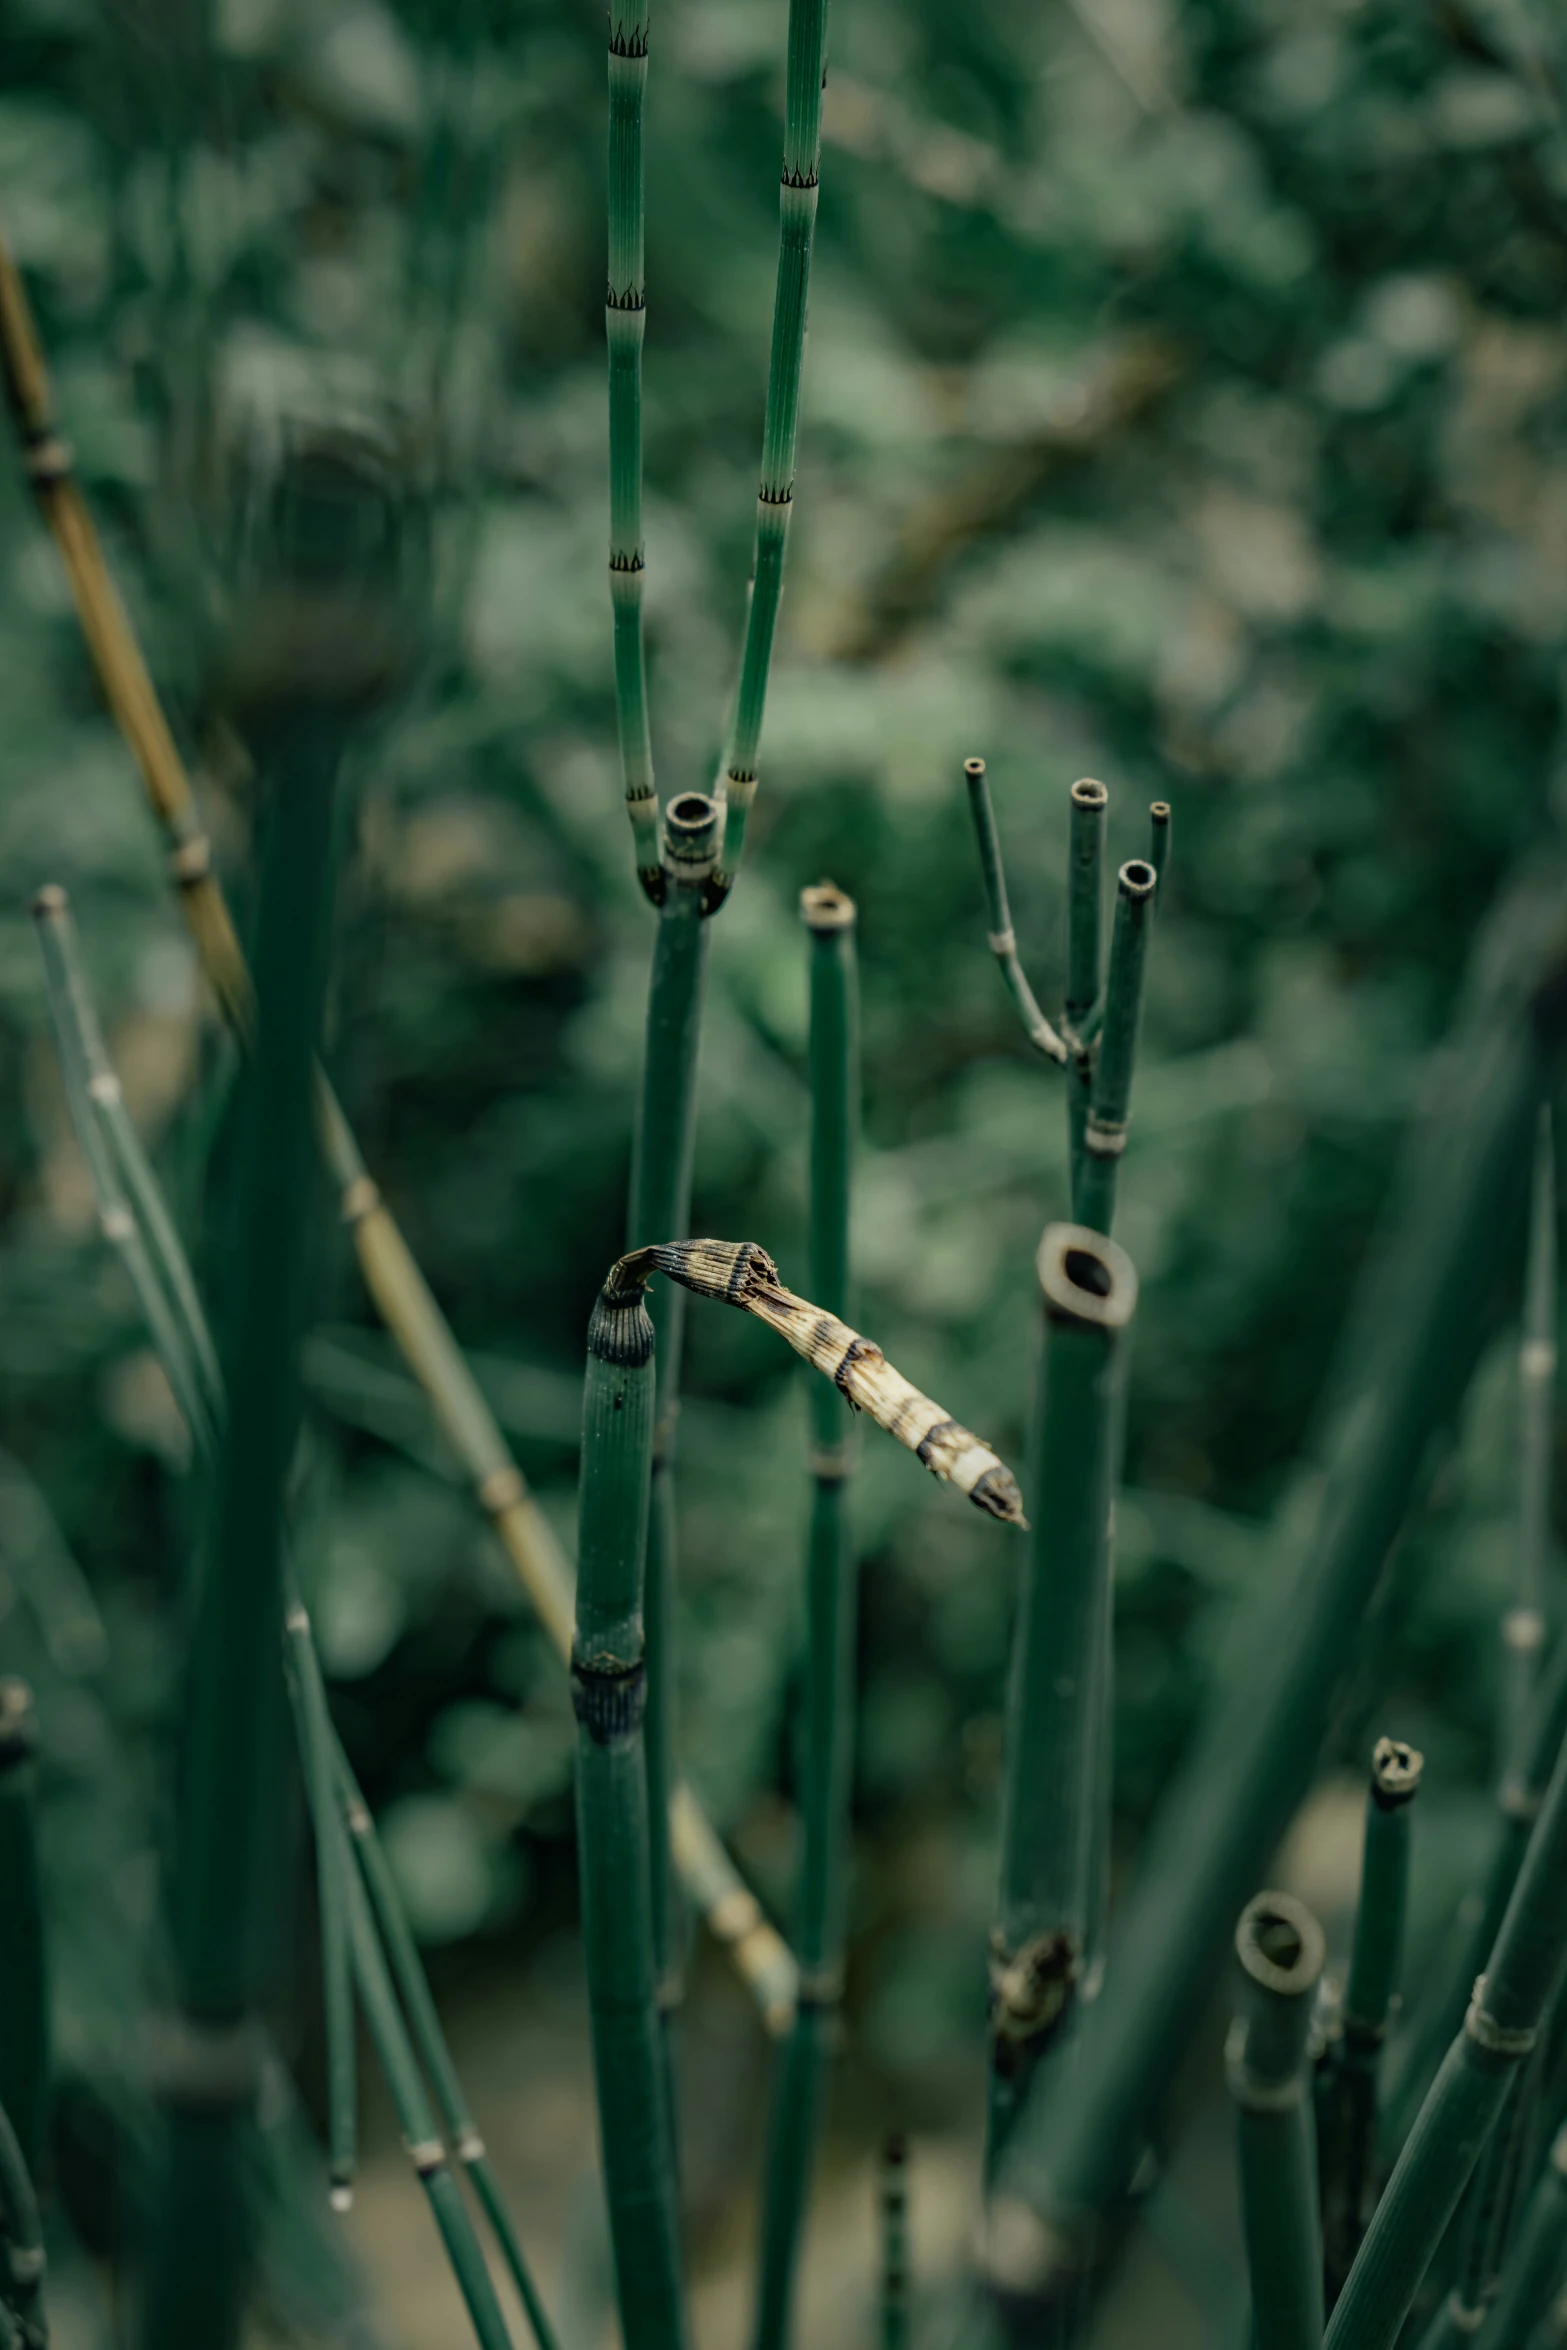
[1229,1894,1326,2350]
[962,760,1067,1064]
[880,2136,910,2350]
[607,11,658,892]
[1076,860,1156,1236]
[987,1225,1137,2173]
[0,1686,47,2188]
[1474,2122,1567,2345]
[752,886,859,2350]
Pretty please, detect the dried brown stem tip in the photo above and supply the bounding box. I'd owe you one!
[604,1238,1025,1525]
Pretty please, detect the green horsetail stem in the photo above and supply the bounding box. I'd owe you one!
[1148,802,1171,890]
[1472,2120,1567,2346]
[987,1226,1137,2174]
[1228,1894,1327,2350]
[0,2090,46,2346]
[1503,1109,1556,1792]
[1415,2061,1536,2350]
[1325,1695,1567,2350]
[1076,860,1157,1236]
[0,1685,46,2190]
[1322,1740,1423,2306]
[283,1599,357,2212]
[603,1240,1025,1524]
[982,972,1555,2321]
[880,2135,910,2350]
[1065,781,1108,1211]
[629,791,721,2019]
[607,7,659,897]
[573,1269,687,2350]
[144,717,343,2350]
[717,0,831,891]
[961,761,1068,1065]
[752,885,861,2350]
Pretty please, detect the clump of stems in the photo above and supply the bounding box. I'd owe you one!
[1320,1738,1424,2305]
[1228,1892,1327,2350]
[987,1225,1137,2171]
[1473,2119,1567,2344]
[752,885,860,2350]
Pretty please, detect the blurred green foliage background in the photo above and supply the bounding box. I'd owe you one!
[0,0,1564,2334]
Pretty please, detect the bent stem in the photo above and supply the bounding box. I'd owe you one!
[1228,1894,1326,2350]
[752,885,861,2350]
[961,761,1067,1066]
[987,1225,1137,2174]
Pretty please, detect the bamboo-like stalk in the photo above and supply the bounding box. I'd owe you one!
[1064,780,1108,1209]
[961,761,1068,1065]
[605,1240,1024,1522]
[1473,2120,1567,2346]
[0,232,795,2032]
[0,1685,47,2190]
[1076,860,1157,1236]
[880,2134,910,2350]
[1325,1697,1567,2350]
[607,6,660,899]
[1502,1110,1556,1792]
[1228,1893,1326,2350]
[0,2091,46,2346]
[987,1226,1137,2172]
[283,1598,358,2213]
[1415,2059,1536,2350]
[629,793,721,2021]
[715,0,831,892]
[1321,1740,1424,2305]
[143,712,343,2350]
[752,884,861,2350]
[572,1267,687,2350]
[983,964,1556,2316]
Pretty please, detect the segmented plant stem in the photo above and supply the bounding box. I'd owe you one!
[961,761,1067,1064]
[1322,1740,1423,2306]
[1327,1689,1567,2350]
[717,0,831,891]
[985,971,1555,2313]
[0,225,793,2024]
[1475,2121,1567,2345]
[752,885,860,2350]
[573,1271,687,2350]
[607,8,659,895]
[1229,1895,1327,2350]
[1076,861,1157,1236]
[987,1226,1137,2173]
[1064,779,1107,1208]
[1503,1109,1556,1792]
[880,2135,910,2350]
[0,1685,47,2189]
[283,1597,358,2211]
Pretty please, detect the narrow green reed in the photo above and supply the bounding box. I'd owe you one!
[961,761,1068,1065]
[1473,2120,1567,2346]
[1322,1740,1423,2306]
[1064,780,1108,1211]
[983,950,1558,2322]
[1503,1109,1556,1792]
[1228,1894,1326,2350]
[629,791,721,2025]
[1148,801,1171,889]
[0,1685,47,2188]
[987,1226,1137,2175]
[283,1595,357,2213]
[752,884,861,2350]
[573,1261,687,2350]
[0,2090,46,2346]
[1326,1701,1567,2350]
[1076,860,1157,1236]
[1415,2060,1535,2350]
[717,0,831,891]
[607,5,660,897]
[880,2135,910,2350]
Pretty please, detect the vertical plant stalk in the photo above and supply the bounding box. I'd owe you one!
[716,0,831,892]
[1064,780,1108,1213]
[1321,1739,1423,2307]
[628,792,721,2022]
[1502,1109,1555,1792]
[1076,860,1157,1237]
[1473,2120,1567,2346]
[984,957,1558,2318]
[283,1600,358,2213]
[606,7,661,900]
[752,884,860,2350]
[572,1265,687,2350]
[1325,1687,1567,2350]
[0,239,792,2032]
[987,1225,1137,2174]
[143,716,343,2350]
[0,2091,47,2347]
[1147,802,1171,889]
[0,1685,47,2190]
[880,2135,910,2350]
[1228,1893,1327,2350]
[961,761,1067,1065]
[1414,2059,1535,2350]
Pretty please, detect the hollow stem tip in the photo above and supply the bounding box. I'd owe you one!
[1371,1737,1423,1810]
[601,1239,1025,1525]
[1232,1893,1326,2080]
